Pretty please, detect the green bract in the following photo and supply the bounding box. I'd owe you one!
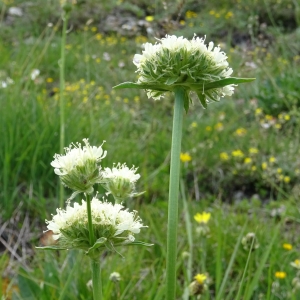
[113,35,255,111]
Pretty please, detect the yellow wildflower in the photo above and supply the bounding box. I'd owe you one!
[244,157,252,164]
[232,150,244,158]
[255,108,262,116]
[180,152,192,163]
[225,11,234,19]
[251,166,257,171]
[277,168,282,174]
[283,243,293,250]
[205,126,212,131]
[284,114,290,121]
[145,16,154,22]
[283,176,290,183]
[185,10,197,19]
[194,212,211,224]
[234,128,247,136]
[190,122,198,128]
[180,20,186,25]
[220,152,229,161]
[46,77,54,83]
[291,259,300,269]
[269,156,276,163]
[194,274,207,284]
[261,162,267,170]
[214,122,224,131]
[275,272,286,279]
[249,147,259,154]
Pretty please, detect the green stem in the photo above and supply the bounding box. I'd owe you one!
[59,11,68,208]
[86,193,95,245]
[166,87,185,300]
[86,193,102,299]
[91,260,103,300]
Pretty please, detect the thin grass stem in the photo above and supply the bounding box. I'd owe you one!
[59,11,69,208]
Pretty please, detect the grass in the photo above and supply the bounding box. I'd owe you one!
[1,0,300,299]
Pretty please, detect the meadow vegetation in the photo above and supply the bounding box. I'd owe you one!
[1,0,300,299]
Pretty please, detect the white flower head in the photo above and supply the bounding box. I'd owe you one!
[132,34,236,107]
[102,163,141,203]
[45,197,147,255]
[51,139,107,195]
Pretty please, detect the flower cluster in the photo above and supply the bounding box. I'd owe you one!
[46,197,146,256]
[51,139,141,202]
[133,34,235,105]
[102,163,141,203]
[51,139,106,196]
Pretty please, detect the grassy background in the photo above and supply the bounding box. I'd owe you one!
[1,0,300,299]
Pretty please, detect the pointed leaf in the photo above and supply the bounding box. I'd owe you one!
[187,77,255,91]
[183,91,190,114]
[127,241,154,247]
[203,77,256,91]
[112,82,170,92]
[36,245,67,251]
[196,91,207,109]
[86,237,107,254]
[165,76,179,85]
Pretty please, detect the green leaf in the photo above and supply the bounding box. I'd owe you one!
[112,82,169,92]
[36,245,67,250]
[203,77,256,91]
[165,77,179,85]
[86,237,107,254]
[196,91,207,109]
[127,241,154,247]
[183,91,190,114]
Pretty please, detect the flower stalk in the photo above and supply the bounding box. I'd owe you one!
[59,10,69,208]
[166,87,185,300]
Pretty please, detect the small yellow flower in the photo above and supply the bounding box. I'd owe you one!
[269,156,276,163]
[220,152,229,161]
[275,123,282,129]
[194,274,207,284]
[283,243,293,250]
[205,126,212,131]
[91,26,97,32]
[249,148,259,154]
[225,11,234,19]
[291,259,300,269]
[232,150,244,158]
[251,166,257,171]
[185,10,197,19]
[214,122,224,131]
[180,20,186,25]
[244,157,252,164]
[190,122,197,128]
[275,271,286,279]
[145,16,154,22]
[234,128,247,136]
[283,176,290,183]
[255,108,262,116]
[261,162,267,170]
[194,212,211,224]
[265,114,273,121]
[180,153,192,163]
[46,77,54,83]
[277,168,282,174]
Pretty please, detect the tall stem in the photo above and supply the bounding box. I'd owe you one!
[59,12,68,208]
[86,193,102,300]
[91,260,103,300]
[166,87,185,300]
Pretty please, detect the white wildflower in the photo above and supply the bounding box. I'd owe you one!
[102,163,141,203]
[51,139,106,196]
